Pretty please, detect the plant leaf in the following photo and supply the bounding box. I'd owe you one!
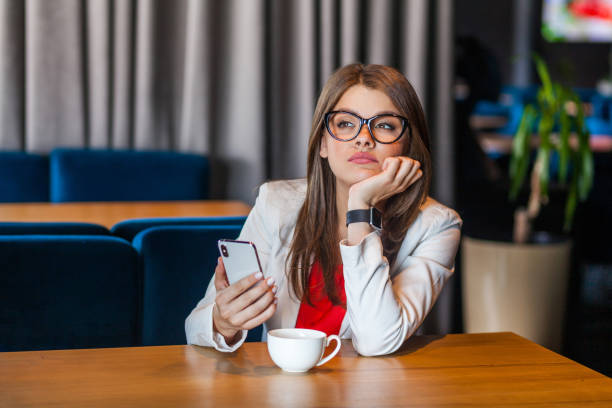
[578,142,594,201]
[509,105,535,200]
[537,145,550,200]
[537,109,553,200]
[558,99,570,184]
[564,173,578,232]
[534,54,554,106]
[573,93,594,201]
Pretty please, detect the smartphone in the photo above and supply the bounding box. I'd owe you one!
[218,239,264,285]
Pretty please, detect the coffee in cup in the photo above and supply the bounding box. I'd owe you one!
[267,328,341,373]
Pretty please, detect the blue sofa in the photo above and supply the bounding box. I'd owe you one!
[0,152,49,202]
[0,235,139,351]
[132,225,262,346]
[111,216,247,242]
[50,149,210,202]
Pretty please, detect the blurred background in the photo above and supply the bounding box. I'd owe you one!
[0,0,610,375]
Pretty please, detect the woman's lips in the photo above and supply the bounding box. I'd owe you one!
[348,152,378,164]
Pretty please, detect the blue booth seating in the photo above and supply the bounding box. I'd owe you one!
[592,94,612,121]
[111,216,247,242]
[0,152,49,202]
[495,103,525,136]
[0,236,139,351]
[0,222,110,235]
[50,149,209,202]
[472,100,510,118]
[587,117,612,136]
[499,85,538,106]
[133,225,263,346]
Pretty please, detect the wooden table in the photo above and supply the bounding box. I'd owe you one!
[0,201,252,229]
[1,332,610,407]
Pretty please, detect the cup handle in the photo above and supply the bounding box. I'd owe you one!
[316,335,341,367]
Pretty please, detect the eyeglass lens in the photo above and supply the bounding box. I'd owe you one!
[327,112,404,143]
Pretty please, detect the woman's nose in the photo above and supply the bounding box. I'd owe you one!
[354,124,375,147]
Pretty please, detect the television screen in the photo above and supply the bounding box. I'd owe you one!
[542,0,612,42]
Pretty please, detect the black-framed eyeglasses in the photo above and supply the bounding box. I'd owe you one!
[324,111,411,144]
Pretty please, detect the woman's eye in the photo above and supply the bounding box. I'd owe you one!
[375,122,395,130]
[337,121,355,128]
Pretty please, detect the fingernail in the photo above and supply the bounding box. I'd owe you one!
[254,272,263,279]
[274,298,278,304]
[272,286,278,294]
[266,277,275,286]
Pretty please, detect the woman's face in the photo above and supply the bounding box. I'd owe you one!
[319,84,407,189]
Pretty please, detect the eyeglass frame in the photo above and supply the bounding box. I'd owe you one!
[323,110,411,144]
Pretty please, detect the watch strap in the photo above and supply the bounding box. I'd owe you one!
[346,207,382,230]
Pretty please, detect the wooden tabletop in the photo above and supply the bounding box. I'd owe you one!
[1,332,610,407]
[0,201,252,229]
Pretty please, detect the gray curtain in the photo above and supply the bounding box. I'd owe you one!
[0,0,456,331]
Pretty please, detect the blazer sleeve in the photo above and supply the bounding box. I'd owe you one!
[184,183,274,352]
[340,205,462,356]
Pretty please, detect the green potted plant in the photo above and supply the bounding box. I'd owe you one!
[461,55,595,351]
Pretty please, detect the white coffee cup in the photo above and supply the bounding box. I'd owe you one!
[267,328,341,373]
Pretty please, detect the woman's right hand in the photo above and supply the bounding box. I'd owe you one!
[212,257,278,344]
[348,156,422,210]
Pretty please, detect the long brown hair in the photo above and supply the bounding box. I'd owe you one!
[287,63,431,305]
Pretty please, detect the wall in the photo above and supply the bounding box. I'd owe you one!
[455,0,610,88]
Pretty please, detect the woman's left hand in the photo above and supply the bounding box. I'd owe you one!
[348,156,422,210]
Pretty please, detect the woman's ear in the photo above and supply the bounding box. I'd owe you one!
[319,135,328,158]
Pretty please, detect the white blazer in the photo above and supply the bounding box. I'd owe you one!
[185,179,462,356]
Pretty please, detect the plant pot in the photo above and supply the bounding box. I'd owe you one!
[461,236,571,351]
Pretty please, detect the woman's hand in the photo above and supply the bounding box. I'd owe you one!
[212,257,277,344]
[348,156,423,210]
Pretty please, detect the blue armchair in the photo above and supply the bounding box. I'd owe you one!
[132,225,263,346]
[0,152,49,202]
[111,216,247,241]
[50,149,209,202]
[0,222,109,235]
[0,235,139,351]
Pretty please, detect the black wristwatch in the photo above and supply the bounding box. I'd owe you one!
[346,207,383,231]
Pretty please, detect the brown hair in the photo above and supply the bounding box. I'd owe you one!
[287,63,431,305]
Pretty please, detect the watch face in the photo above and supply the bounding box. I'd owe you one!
[370,208,382,230]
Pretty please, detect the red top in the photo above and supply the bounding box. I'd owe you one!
[295,261,346,336]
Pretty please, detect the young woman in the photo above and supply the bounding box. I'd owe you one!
[185,63,462,356]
